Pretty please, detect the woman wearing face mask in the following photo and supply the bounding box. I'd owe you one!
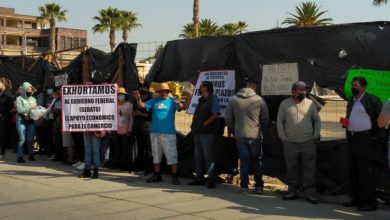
[113,87,134,171]
[15,82,37,163]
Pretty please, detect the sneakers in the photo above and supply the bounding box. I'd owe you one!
[253,187,264,195]
[172,175,181,185]
[241,188,249,195]
[16,157,26,163]
[146,174,163,183]
[28,155,36,161]
[92,168,99,179]
[76,162,85,170]
[307,195,319,204]
[0,154,4,160]
[47,154,56,160]
[282,192,298,200]
[72,161,82,168]
[82,169,91,178]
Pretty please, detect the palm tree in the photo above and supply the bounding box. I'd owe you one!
[373,0,388,6]
[236,21,248,34]
[218,23,240,36]
[118,10,142,43]
[282,2,333,27]
[38,3,67,53]
[193,0,199,37]
[180,19,219,39]
[92,7,121,52]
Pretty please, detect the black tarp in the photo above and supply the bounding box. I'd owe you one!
[0,43,139,93]
[147,22,390,198]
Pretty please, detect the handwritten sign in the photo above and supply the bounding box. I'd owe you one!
[261,63,299,95]
[55,74,68,87]
[344,69,390,104]
[61,84,118,132]
[187,70,236,117]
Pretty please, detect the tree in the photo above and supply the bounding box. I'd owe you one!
[282,2,333,27]
[193,0,199,37]
[118,10,142,43]
[373,0,388,6]
[92,7,121,52]
[180,19,219,38]
[38,3,67,53]
[218,21,248,36]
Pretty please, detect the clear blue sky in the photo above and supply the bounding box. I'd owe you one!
[2,0,390,59]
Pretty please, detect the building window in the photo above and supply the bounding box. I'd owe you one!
[80,38,86,47]
[73,37,79,48]
[60,36,65,50]
[65,37,72,49]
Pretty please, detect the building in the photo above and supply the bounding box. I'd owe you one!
[0,7,87,66]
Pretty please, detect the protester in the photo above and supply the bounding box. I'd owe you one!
[113,87,134,171]
[276,81,321,204]
[50,87,63,161]
[0,78,14,160]
[132,83,153,174]
[343,77,384,211]
[225,81,269,194]
[83,131,103,178]
[377,98,390,168]
[15,82,37,163]
[188,81,220,189]
[133,82,186,185]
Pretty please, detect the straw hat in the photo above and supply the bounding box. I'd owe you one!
[156,83,171,92]
[118,87,127,94]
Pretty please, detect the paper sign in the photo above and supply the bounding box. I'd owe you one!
[55,74,68,87]
[187,70,236,117]
[261,63,299,95]
[61,84,118,132]
[344,69,390,104]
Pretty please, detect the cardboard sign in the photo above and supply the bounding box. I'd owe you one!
[61,84,118,132]
[55,74,68,87]
[187,70,236,117]
[344,69,390,104]
[261,63,299,95]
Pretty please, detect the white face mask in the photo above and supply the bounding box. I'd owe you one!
[47,89,53,95]
[118,94,126,101]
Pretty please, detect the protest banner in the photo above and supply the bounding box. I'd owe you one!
[187,70,235,117]
[61,84,118,132]
[344,69,390,104]
[261,63,299,95]
[55,74,68,87]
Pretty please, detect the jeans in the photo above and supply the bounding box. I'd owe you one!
[236,138,263,188]
[16,119,35,157]
[83,133,101,170]
[194,134,215,183]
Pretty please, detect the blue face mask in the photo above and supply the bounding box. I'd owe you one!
[118,94,126,101]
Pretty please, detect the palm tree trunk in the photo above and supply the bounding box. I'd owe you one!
[109,28,116,52]
[193,0,199,38]
[49,19,56,53]
[122,29,128,43]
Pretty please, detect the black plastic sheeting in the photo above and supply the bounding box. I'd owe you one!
[148,22,390,198]
[0,43,139,93]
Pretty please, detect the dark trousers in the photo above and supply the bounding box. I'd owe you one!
[194,134,216,183]
[52,118,62,158]
[134,132,153,172]
[0,116,6,155]
[236,138,264,188]
[348,132,376,206]
[283,139,317,195]
[114,133,133,170]
[36,121,53,154]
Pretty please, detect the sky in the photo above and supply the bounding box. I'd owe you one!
[2,0,390,59]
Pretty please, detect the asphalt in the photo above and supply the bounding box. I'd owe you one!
[0,152,389,220]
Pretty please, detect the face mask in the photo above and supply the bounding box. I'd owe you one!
[351,87,360,96]
[118,94,126,101]
[47,89,53,95]
[297,92,306,101]
[26,92,32,97]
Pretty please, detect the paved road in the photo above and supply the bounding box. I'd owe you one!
[0,153,389,220]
